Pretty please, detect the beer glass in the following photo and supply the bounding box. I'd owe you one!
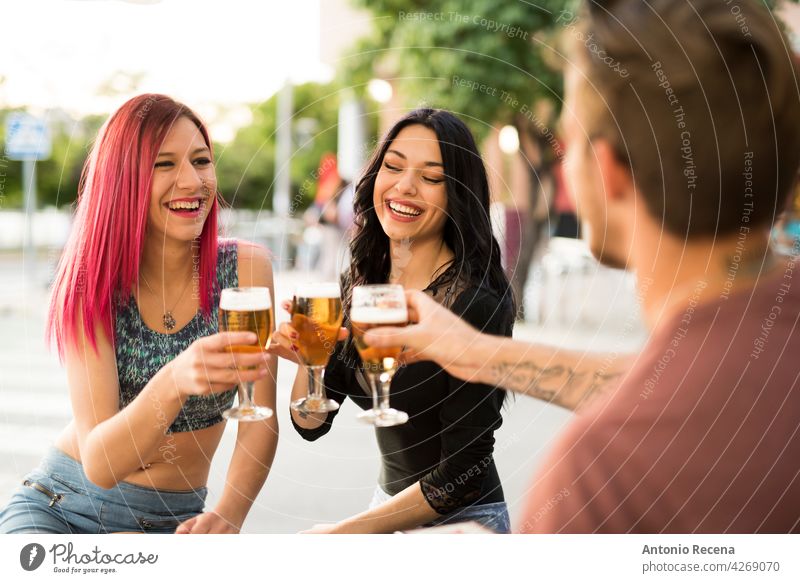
[290,282,344,413]
[351,284,409,427]
[219,287,274,421]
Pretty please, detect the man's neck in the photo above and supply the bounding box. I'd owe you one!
[633,224,777,330]
[388,236,454,291]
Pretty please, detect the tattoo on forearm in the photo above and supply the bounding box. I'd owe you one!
[488,360,623,410]
[579,369,623,409]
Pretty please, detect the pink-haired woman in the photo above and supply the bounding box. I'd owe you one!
[0,94,278,534]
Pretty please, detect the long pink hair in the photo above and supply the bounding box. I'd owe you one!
[47,94,219,358]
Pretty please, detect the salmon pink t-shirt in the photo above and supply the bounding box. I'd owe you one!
[520,264,800,533]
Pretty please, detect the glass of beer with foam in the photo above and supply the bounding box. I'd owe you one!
[289,282,344,413]
[351,284,409,426]
[219,287,274,421]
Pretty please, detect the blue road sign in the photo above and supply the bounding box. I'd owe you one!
[5,113,51,161]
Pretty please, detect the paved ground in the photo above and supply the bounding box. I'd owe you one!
[0,251,646,533]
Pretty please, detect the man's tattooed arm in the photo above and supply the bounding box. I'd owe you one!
[479,338,633,411]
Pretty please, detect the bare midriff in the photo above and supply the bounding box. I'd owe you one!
[53,420,226,491]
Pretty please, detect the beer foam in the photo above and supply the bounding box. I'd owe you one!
[220,287,272,311]
[295,282,340,298]
[350,306,407,324]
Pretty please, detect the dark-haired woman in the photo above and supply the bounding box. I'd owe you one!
[271,109,514,533]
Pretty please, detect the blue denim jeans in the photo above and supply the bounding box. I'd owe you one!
[0,447,206,534]
[370,486,511,534]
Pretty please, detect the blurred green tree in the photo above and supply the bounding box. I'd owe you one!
[342,0,799,317]
[38,113,104,208]
[0,109,103,210]
[343,0,568,316]
[0,80,365,215]
[216,81,376,213]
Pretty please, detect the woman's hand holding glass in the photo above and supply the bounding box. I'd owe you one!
[269,294,349,416]
[287,283,344,413]
[269,300,349,363]
[267,308,303,365]
[217,287,274,421]
[167,332,270,397]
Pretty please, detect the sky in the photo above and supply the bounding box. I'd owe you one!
[0,0,331,140]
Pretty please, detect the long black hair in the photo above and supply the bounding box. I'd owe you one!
[346,108,514,317]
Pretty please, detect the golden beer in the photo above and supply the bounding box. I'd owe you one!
[219,288,273,352]
[351,307,408,375]
[218,287,274,422]
[290,283,343,414]
[291,292,343,367]
[350,285,409,427]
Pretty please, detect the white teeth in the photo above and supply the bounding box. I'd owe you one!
[388,201,421,217]
[168,200,201,211]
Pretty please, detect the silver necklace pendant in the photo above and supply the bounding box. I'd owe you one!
[163,311,177,332]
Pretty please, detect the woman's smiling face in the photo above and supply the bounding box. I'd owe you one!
[148,116,216,242]
[373,124,449,244]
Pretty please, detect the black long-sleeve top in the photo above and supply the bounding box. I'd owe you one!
[291,285,514,514]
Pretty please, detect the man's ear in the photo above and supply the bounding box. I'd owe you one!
[591,139,633,204]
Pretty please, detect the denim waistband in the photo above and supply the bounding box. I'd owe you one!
[38,447,207,514]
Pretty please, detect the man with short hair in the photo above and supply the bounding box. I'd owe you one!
[365,0,800,533]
